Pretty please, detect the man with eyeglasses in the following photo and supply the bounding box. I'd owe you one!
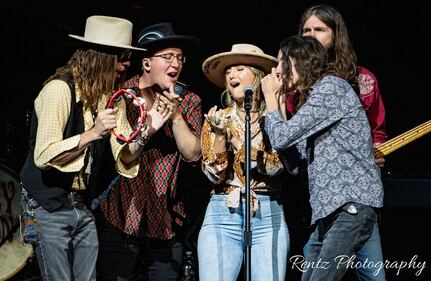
[95,22,202,281]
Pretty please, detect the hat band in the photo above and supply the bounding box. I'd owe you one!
[138,31,164,44]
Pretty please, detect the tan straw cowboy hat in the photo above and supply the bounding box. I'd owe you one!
[69,15,146,51]
[202,43,278,88]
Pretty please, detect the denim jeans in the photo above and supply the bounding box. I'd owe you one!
[355,224,386,281]
[301,203,377,281]
[198,194,289,281]
[303,223,386,281]
[33,202,98,281]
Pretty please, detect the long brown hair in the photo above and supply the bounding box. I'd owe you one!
[44,48,117,111]
[279,36,328,110]
[298,4,358,87]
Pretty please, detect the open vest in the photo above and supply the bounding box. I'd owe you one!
[20,75,84,212]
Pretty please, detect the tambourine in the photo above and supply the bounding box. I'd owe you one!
[106,88,147,144]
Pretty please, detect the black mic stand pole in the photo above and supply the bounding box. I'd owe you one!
[243,91,253,281]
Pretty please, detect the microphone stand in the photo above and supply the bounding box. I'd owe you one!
[243,92,253,281]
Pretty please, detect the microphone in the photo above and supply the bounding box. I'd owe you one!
[244,86,254,97]
[243,86,254,111]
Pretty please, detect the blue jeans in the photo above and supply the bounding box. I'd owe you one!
[34,202,98,281]
[198,194,289,281]
[355,224,386,280]
[302,215,385,280]
[301,203,377,281]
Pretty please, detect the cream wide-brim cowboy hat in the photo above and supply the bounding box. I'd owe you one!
[202,43,278,88]
[69,15,146,51]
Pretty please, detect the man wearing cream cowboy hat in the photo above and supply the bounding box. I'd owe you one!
[19,15,150,281]
[198,44,290,281]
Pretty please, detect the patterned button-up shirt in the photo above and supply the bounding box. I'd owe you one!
[99,75,202,238]
[201,106,285,213]
[265,75,384,224]
[285,66,387,144]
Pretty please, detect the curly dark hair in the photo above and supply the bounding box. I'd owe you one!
[279,35,329,109]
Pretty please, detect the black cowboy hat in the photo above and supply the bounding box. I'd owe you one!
[136,22,199,54]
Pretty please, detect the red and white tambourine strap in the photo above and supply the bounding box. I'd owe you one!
[106,88,146,144]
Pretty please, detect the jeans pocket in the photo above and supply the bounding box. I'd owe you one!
[355,206,377,250]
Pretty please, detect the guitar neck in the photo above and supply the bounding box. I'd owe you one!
[375,120,431,158]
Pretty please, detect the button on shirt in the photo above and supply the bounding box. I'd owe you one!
[264,75,384,224]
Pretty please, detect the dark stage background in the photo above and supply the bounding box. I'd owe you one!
[1,0,430,280]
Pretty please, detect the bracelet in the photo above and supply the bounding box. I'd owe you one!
[136,132,151,146]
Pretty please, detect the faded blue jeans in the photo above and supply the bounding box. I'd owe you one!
[301,203,377,281]
[198,194,289,281]
[354,224,386,280]
[302,210,385,280]
[33,202,98,281]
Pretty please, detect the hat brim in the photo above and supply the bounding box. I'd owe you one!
[68,34,147,51]
[138,35,199,54]
[202,52,278,88]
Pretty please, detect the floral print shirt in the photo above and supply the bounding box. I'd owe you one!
[201,106,285,213]
[286,66,387,144]
[265,76,384,223]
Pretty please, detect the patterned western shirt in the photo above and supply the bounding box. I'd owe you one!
[201,106,285,213]
[99,75,202,238]
[265,75,384,224]
[285,66,387,144]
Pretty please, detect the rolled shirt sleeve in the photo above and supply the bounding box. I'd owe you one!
[34,80,84,172]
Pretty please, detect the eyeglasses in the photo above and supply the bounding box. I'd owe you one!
[118,50,132,62]
[152,53,186,64]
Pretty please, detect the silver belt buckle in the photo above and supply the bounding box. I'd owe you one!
[67,191,75,204]
[342,203,357,215]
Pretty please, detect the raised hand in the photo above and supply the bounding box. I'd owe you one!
[160,85,182,121]
[204,105,226,136]
[146,93,172,135]
[94,107,119,137]
[261,68,283,111]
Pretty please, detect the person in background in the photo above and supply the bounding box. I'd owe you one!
[19,15,147,281]
[95,22,202,281]
[198,43,289,281]
[292,5,387,280]
[262,35,384,280]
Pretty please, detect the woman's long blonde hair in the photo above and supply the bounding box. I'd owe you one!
[220,65,266,112]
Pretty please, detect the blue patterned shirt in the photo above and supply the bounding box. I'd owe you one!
[265,76,384,224]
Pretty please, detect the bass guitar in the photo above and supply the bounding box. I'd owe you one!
[375,120,431,158]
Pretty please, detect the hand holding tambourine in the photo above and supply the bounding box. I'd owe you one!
[106,88,147,144]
